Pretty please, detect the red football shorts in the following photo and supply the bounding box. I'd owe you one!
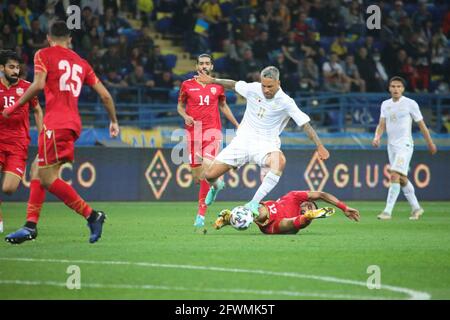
[186,129,222,168]
[0,145,27,179]
[257,215,311,235]
[38,128,77,168]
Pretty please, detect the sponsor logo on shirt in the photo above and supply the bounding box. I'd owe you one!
[189,88,200,91]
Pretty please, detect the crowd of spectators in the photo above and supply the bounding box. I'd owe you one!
[1,0,449,101]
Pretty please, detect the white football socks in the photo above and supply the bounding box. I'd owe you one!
[402,181,421,211]
[384,183,401,215]
[251,171,281,204]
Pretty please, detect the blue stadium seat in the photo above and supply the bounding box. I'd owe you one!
[164,54,177,70]
[213,57,228,73]
[156,17,173,33]
[169,89,179,103]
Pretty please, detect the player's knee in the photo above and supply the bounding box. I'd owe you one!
[270,152,286,171]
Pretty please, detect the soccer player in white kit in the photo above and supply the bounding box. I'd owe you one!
[195,66,329,215]
[373,76,437,220]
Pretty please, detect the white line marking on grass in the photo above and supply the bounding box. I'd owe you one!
[0,257,431,300]
[0,279,385,300]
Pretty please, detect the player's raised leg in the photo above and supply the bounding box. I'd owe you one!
[246,151,286,215]
[400,176,424,220]
[204,161,229,205]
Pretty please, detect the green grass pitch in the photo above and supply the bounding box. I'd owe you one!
[0,201,449,300]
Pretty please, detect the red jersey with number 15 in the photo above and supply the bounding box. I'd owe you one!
[0,79,39,151]
[34,45,99,137]
[178,78,225,131]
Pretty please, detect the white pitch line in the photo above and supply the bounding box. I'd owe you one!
[0,279,386,300]
[0,257,431,300]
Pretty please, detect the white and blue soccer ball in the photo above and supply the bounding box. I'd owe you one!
[230,206,253,231]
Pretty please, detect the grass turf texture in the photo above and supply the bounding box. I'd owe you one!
[0,201,449,300]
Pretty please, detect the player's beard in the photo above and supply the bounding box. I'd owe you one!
[201,68,210,75]
[5,73,19,85]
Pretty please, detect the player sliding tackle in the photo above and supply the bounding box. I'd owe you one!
[3,21,119,244]
[214,190,360,234]
[195,66,329,216]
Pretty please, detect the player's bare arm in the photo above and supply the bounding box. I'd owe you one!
[2,71,46,118]
[91,81,119,138]
[33,102,44,133]
[176,100,194,126]
[194,71,237,91]
[372,117,386,148]
[417,120,437,155]
[219,100,239,128]
[302,122,330,160]
[307,191,360,221]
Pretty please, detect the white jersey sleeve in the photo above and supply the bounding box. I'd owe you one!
[380,101,386,119]
[286,98,310,127]
[235,81,252,98]
[410,100,424,122]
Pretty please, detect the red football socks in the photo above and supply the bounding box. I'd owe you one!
[48,179,93,218]
[293,215,312,230]
[198,180,210,217]
[26,179,46,224]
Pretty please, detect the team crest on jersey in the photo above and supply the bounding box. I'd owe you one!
[46,130,52,139]
[210,87,217,95]
[16,88,24,96]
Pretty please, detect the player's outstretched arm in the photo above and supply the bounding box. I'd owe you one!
[91,81,119,138]
[194,71,237,91]
[372,117,386,148]
[2,72,46,118]
[307,191,360,221]
[417,120,437,155]
[302,123,329,160]
[219,101,239,128]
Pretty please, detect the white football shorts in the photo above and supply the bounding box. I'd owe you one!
[387,144,414,176]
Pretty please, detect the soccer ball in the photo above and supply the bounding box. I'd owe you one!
[230,206,253,231]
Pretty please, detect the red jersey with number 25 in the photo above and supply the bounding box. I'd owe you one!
[178,79,225,131]
[34,45,99,137]
[262,191,310,220]
[0,79,39,150]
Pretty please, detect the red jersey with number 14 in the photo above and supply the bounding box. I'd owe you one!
[178,78,225,131]
[34,45,99,137]
[0,79,39,151]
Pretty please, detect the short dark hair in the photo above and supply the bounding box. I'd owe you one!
[49,20,71,38]
[197,53,213,64]
[0,50,21,66]
[389,76,406,87]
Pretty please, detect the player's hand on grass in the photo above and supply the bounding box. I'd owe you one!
[428,143,437,155]
[110,121,120,138]
[194,70,214,84]
[372,137,380,148]
[344,207,360,222]
[184,115,195,126]
[317,145,329,160]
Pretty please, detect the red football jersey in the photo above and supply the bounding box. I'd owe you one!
[0,79,39,150]
[34,45,99,137]
[178,78,225,131]
[261,191,310,220]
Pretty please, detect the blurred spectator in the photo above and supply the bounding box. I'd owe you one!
[281,31,301,69]
[373,51,389,88]
[317,0,340,37]
[443,11,450,37]
[154,71,176,89]
[363,36,375,57]
[15,0,33,32]
[137,0,154,27]
[294,11,309,43]
[239,49,262,82]
[235,38,253,60]
[102,7,120,46]
[302,31,324,65]
[38,4,57,33]
[390,1,407,28]
[322,53,348,93]
[298,56,319,92]
[346,1,365,36]
[331,33,348,59]
[242,14,261,43]
[146,45,168,75]
[128,47,148,71]
[24,19,47,57]
[87,45,103,74]
[0,24,17,50]
[126,65,155,87]
[81,0,104,16]
[355,47,383,92]
[252,31,271,65]
[278,0,291,34]
[401,56,419,92]
[3,4,20,31]
[380,17,399,44]
[101,45,124,74]
[103,70,128,88]
[412,2,432,29]
[134,27,155,53]
[273,52,291,86]
[81,26,102,53]
[341,54,365,92]
[431,28,449,77]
